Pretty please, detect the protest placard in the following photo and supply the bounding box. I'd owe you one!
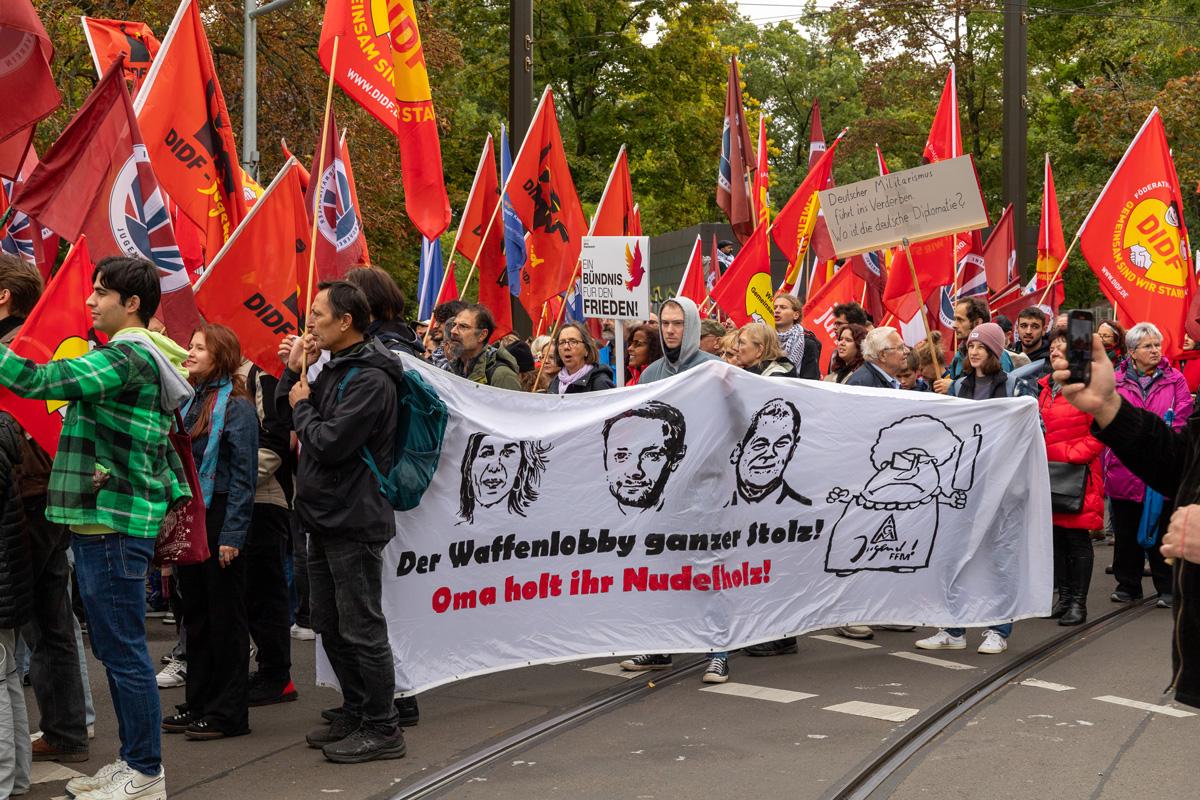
[580,235,650,320]
[818,155,988,258]
[317,357,1053,695]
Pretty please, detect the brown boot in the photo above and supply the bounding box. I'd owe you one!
[31,737,89,763]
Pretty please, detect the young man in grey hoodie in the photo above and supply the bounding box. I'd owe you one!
[619,296,730,682]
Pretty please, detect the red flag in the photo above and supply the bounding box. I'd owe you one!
[11,60,199,345]
[1,148,58,279]
[711,223,774,327]
[677,236,707,307]
[435,261,458,306]
[801,263,864,377]
[305,110,365,283]
[707,233,721,292]
[0,1,60,161]
[507,88,587,308]
[924,66,962,163]
[983,203,1017,295]
[319,0,451,240]
[717,57,756,244]
[1079,108,1193,358]
[282,138,310,193]
[630,203,642,236]
[194,161,308,377]
[1036,154,1067,309]
[848,251,887,323]
[339,132,370,266]
[753,116,770,229]
[171,201,205,281]
[774,131,843,292]
[0,237,100,456]
[133,0,247,253]
[80,16,161,92]
[0,133,35,182]
[591,146,636,236]
[454,135,511,339]
[808,100,827,169]
[875,144,890,176]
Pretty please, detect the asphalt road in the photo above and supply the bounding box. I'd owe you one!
[22,552,1196,800]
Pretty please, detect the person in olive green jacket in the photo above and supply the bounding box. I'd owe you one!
[444,304,522,391]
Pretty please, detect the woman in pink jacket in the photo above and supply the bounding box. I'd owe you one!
[1039,326,1106,625]
[1103,322,1193,607]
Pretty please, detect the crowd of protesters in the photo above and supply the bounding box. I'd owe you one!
[2,249,1200,798]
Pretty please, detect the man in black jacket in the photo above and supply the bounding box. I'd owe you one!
[1055,334,1200,708]
[847,327,908,390]
[0,409,33,797]
[278,281,406,762]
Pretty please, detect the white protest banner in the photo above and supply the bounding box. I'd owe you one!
[319,358,1051,694]
[819,155,989,258]
[581,235,650,320]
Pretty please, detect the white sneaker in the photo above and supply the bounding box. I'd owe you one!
[65,759,127,798]
[75,766,165,800]
[978,630,1008,654]
[156,658,186,689]
[290,624,316,641]
[914,630,966,650]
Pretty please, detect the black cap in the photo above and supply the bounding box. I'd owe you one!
[718,239,734,248]
[504,340,535,373]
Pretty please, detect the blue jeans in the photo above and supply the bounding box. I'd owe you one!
[72,534,160,775]
[946,624,1012,638]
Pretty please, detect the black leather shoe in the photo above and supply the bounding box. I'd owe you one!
[1058,602,1087,626]
[394,696,419,727]
[744,637,799,656]
[162,710,197,733]
[1049,592,1071,619]
[322,726,406,763]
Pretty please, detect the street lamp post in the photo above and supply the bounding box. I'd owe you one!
[243,0,299,179]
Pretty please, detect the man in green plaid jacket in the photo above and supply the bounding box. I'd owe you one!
[0,257,193,800]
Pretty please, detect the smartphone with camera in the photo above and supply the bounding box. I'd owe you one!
[1065,309,1094,385]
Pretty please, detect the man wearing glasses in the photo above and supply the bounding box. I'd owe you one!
[445,304,522,390]
[847,327,910,390]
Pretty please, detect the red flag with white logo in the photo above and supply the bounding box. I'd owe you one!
[0,0,61,176]
[305,110,365,285]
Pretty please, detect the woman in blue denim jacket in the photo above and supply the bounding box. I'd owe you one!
[163,324,258,740]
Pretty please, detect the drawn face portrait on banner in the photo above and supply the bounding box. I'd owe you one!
[728,398,810,507]
[458,433,552,524]
[602,401,687,514]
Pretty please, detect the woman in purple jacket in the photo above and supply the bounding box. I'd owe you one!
[1103,322,1194,607]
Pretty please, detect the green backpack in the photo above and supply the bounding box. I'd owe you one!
[337,366,447,511]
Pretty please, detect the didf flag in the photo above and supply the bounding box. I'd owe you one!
[1036,155,1067,310]
[507,88,587,308]
[0,236,101,457]
[774,131,842,293]
[0,0,61,178]
[11,60,199,345]
[305,110,365,284]
[983,203,1017,296]
[80,16,161,92]
[677,236,708,308]
[499,124,526,297]
[455,135,511,339]
[801,260,863,378]
[711,223,773,328]
[717,56,756,244]
[1079,108,1194,358]
[955,230,987,299]
[194,161,308,377]
[319,0,451,240]
[133,0,247,254]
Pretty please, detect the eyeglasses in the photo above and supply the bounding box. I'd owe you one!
[450,322,480,332]
[880,345,910,354]
[1135,342,1162,351]
[557,338,585,348]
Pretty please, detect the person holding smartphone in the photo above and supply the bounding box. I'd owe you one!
[1053,328,1200,709]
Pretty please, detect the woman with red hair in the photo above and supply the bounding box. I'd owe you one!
[162,324,259,740]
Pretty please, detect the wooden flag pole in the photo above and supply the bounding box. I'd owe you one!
[901,236,943,378]
[1036,227,1084,306]
[300,35,340,385]
[530,259,582,390]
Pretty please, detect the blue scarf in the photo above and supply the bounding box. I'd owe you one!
[182,379,233,506]
[1138,407,1174,549]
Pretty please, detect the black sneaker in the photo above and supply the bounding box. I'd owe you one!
[162,709,197,733]
[701,656,729,684]
[306,715,361,749]
[322,726,406,763]
[744,637,798,657]
[1111,590,1142,603]
[618,654,672,671]
[394,696,419,727]
[1157,594,1174,609]
[248,678,299,707]
[321,706,349,724]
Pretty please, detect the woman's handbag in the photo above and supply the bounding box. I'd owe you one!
[1047,461,1089,515]
[155,411,209,566]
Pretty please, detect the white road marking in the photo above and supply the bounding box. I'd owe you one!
[890,651,977,670]
[823,700,920,722]
[810,634,881,650]
[583,663,640,679]
[1020,679,1076,692]
[31,762,86,784]
[1094,696,1197,718]
[699,682,817,703]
